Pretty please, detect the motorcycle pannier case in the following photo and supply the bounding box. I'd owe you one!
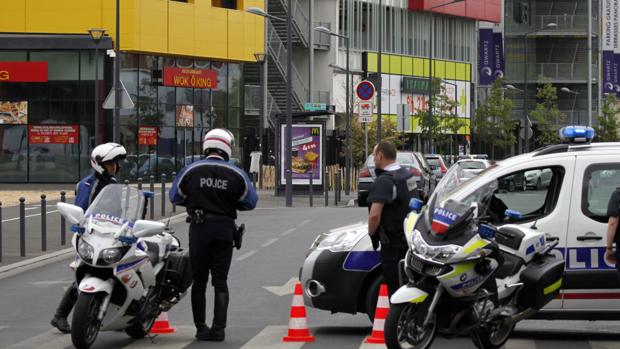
[163,248,193,294]
[517,254,564,309]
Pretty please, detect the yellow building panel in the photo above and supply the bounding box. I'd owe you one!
[135,0,168,53]
[26,0,105,34]
[228,10,246,61]
[196,6,229,60]
[402,56,413,76]
[455,62,467,81]
[0,1,26,32]
[389,55,401,75]
[168,1,196,56]
[380,54,390,74]
[423,58,430,78]
[446,62,456,80]
[434,60,445,79]
[465,65,471,81]
[367,52,378,72]
[412,57,424,77]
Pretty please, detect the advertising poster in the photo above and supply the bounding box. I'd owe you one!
[162,66,218,89]
[478,28,495,85]
[138,126,158,146]
[176,105,194,127]
[0,101,27,124]
[280,124,323,185]
[28,125,79,144]
[602,0,615,94]
[492,32,505,80]
[614,0,620,96]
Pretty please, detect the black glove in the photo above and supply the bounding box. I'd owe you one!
[233,224,245,250]
[370,233,380,251]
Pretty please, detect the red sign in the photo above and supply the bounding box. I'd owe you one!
[29,125,79,144]
[138,126,158,146]
[0,62,48,83]
[408,0,501,23]
[163,67,218,89]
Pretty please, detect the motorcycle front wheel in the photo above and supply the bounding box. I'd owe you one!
[384,303,437,349]
[71,292,105,349]
[471,319,515,349]
[125,311,158,339]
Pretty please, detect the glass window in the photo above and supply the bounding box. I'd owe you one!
[212,105,226,129]
[0,51,27,61]
[120,53,139,98]
[227,107,241,129]
[212,62,227,107]
[582,164,620,223]
[159,104,176,127]
[228,63,242,108]
[138,55,158,104]
[120,108,138,126]
[158,86,175,104]
[158,126,176,172]
[176,87,193,105]
[138,103,162,126]
[80,51,105,81]
[30,52,79,81]
[28,143,80,182]
[0,125,28,182]
[117,124,138,181]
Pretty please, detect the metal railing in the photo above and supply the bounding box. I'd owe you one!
[267,21,308,107]
[266,90,280,129]
[276,0,309,46]
[244,84,262,116]
[535,15,597,33]
[314,21,332,49]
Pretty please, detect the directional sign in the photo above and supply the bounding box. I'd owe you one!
[102,80,135,109]
[304,102,327,111]
[356,80,376,101]
[358,102,373,123]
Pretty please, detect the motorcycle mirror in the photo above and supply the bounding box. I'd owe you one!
[57,202,84,225]
[133,220,166,238]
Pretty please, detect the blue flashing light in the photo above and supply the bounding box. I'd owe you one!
[409,198,424,213]
[70,224,85,234]
[559,126,595,143]
[505,209,522,220]
[478,224,497,240]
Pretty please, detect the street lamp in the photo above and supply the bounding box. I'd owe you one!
[247,6,294,207]
[314,25,351,195]
[522,22,557,153]
[560,87,580,124]
[88,28,106,145]
[254,52,267,190]
[426,0,465,154]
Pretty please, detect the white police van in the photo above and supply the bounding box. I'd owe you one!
[301,126,620,320]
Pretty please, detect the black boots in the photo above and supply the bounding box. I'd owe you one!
[50,315,71,333]
[195,323,209,338]
[50,283,78,334]
[196,292,228,341]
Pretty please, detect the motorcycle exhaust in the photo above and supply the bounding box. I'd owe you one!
[507,308,537,324]
[306,280,326,298]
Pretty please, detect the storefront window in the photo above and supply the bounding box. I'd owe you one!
[30,52,79,80]
[28,143,80,182]
[121,53,139,98]
[0,51,27,61]
[228,63,242,108]
[0,126,28,182]
[212,62,228,107]
[80,51,105,81]
[176,87,193,105]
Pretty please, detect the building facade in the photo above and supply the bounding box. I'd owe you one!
[0,0,263,182]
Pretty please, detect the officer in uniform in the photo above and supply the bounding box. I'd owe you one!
[170,128,258,341]
[51,143,127,333]
[366,141,416,296]
[605,188,620,269]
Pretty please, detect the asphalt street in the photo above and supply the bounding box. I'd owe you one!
[0,206,619,349]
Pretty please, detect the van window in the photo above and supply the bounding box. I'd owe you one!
[582,164,620,223]
[472,166,563,224]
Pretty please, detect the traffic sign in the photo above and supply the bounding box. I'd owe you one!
[356,80,376,101]
[102,80,134,109]
[304,102,327,111]
[358,102,373,123]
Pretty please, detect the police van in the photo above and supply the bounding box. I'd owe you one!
[301,126,620,321]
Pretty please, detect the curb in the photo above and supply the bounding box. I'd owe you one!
[0,212,188,280]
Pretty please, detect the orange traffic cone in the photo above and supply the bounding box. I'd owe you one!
[150,311,176,334]
[282,282,316,342]
[365,283,389,344]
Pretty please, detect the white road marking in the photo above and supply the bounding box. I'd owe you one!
[263,277,299,296]
[31,280,73,286]
[358,341,385,349]
[261,238,279,248]
[236,250,257,261]
[504,339,537,349]
[590,341,620,349]
[5,329,72,349]
[122,326,195,348]
[1,210,59,223]
[280,228,296,237]
[297,219,311,227]
[239,325,306,349]
[25,206,39,211]
[0,326,8,331]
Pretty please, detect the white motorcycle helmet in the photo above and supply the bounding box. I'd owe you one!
[203,128,235,161]
[90,143,127,176]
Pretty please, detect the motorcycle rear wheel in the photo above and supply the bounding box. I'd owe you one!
[385,303,437,349]
[71,292,105,349]
[471,319,515,349]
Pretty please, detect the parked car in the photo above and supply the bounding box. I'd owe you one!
[525,168,553,189]
[458,154,489,160]
[455,159,492,179]
[412,152,438,197]
[424,154,448,180]
[302,126,620,321]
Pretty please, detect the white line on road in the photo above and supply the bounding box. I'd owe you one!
[280,228,296,237]
[239,325,305,349]
[504,339,537,349]
[263,277,299,297]
[236,250,257,261]
[358,340,384,349]
[1,210,59,223]
[6,329,72,349]
[261,238,279,248]
[31,280,73,286]
[297,219,311,227]
[590,341,620,349]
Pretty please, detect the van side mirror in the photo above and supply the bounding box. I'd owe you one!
[133,220,166,238]
[57,202,84,225]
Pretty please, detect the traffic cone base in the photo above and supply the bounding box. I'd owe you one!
[150,312,176,334]
[364,283,389,344]
[282,282,316,342]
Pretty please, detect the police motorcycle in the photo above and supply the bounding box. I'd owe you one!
[57,184,193,349]
[384,165,565,349]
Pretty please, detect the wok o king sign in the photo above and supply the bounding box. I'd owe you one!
[163,67,218,89]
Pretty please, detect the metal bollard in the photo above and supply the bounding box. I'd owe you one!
[124,179,129,186]
[171,172,177,213]
[60,192,66,246]
[309,171,313,207]
[334,171,340,206]
[137,177,143,191]
[149,176,155,220]
[19,197,25,257]
[161,174,167,217]
[41,194,47,252]
[324,168,329,207]
[0,201,3,263]
[252,173,257,189]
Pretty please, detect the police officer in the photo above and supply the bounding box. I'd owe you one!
[50,143,127,333]
[170,128,258,341]
[367,141,416,296]
[605,188,620,269]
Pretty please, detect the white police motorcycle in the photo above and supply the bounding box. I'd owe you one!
[385,165,565,349]
[57,184,192,349]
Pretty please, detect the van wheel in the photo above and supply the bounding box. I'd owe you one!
[365,276,383,323]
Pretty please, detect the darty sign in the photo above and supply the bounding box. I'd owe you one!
[0,62,48,82]
[163,67,218,89]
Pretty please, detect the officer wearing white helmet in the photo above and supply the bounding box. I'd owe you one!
[170,128,258,341]
[50,143,126,333]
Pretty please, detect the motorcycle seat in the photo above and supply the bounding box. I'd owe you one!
[144,241,160,266]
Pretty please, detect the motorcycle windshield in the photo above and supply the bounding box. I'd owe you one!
[425,164,498,237]
[84,184,145,229]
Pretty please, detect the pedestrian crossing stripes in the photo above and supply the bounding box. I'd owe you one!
[5,325,620,349]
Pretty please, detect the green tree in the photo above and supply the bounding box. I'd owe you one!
[348,117,408,167]
[473,78,515,159]
[417,79,463,154]
[529,80,565,146]
[594,94,620,142]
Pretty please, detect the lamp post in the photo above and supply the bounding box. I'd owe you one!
[522,22,557,153]
[376,0,383,143]
[254,52,267,190]
[314,26,351,195]
[426,0,465,154]
[114,0,121,143]
[247,7,294,207]
[560,87,580,125]
[88,28,106,145]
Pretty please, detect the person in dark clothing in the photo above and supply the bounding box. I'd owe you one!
[50,143,127,333]
[367,141,416,296]
[170,128,257,341]
[605,189,620,269]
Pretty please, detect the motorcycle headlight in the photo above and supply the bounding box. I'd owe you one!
[100,246,129,265]
[410,230,461,263]
[311,229,365,252]
[77,238,95,262]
